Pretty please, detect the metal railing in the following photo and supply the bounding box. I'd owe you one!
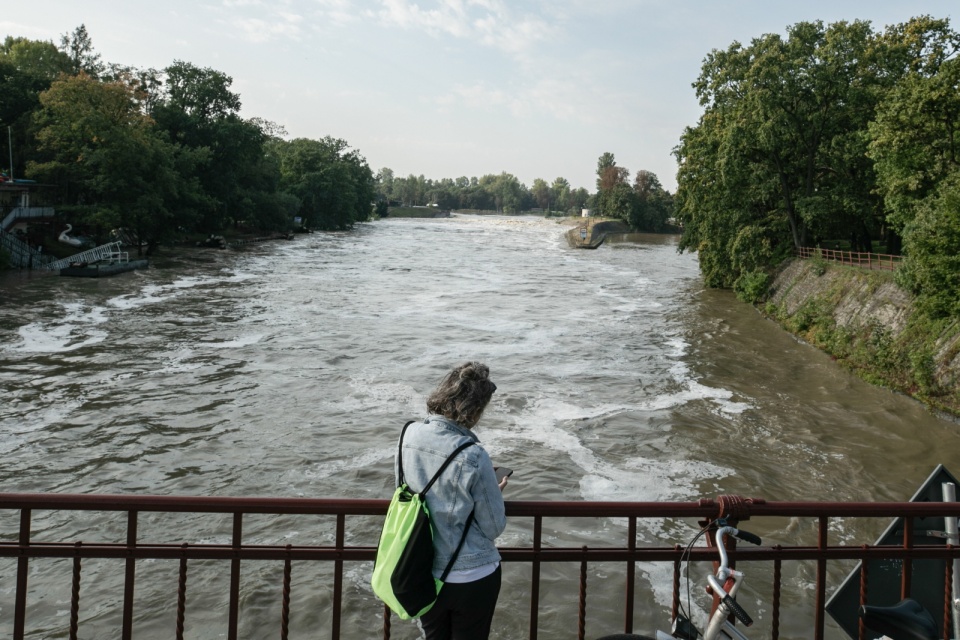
[1,493,959,640]
[0,206,55,232]
[43,241,127,271]
[797,247,903,271]
[0,227,53,269]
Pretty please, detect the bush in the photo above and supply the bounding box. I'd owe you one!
[810,250,828,276]
[734,269,770,303]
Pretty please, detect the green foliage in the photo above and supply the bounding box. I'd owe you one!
[789,298,832,333]
[733,269,770,303]
[674,16,960,291]
[810,250,828,276]
[897,175,960,317]
[272,137,375,230]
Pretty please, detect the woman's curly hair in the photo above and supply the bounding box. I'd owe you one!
[426,361,497,428]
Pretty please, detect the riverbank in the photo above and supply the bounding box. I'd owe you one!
[765,258,960,418]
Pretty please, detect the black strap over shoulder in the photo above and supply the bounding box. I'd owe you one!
[396,420,478,581]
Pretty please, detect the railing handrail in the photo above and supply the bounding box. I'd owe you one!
[5,491,960,518]
[44,241,125,271]
[3,492,960,640]
[797,246,903,271]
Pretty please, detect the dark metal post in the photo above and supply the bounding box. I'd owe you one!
[14,509,30,640]
[228,513,242,640]
[122,510,138,640]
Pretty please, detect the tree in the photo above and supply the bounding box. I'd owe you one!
[376,167,395,201]
[274,137,374,230]
[895,175,960,317]
[1,36,71,81]
[675,19,898,287]
[631,170,671,231]
[596,152,616,191]
[28,72,202,252]
[152,61,261,231]
[59,25,103,77]
[551,177,570,213]
[869,55,960,235]
[531,178,551,211]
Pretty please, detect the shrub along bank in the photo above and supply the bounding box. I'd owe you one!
[764,259,960,417]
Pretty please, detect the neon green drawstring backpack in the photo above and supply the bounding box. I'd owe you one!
[371,421,476,619]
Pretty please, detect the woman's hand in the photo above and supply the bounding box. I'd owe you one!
[498,474,508,491]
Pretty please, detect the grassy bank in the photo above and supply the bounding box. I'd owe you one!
[764,258,960,417]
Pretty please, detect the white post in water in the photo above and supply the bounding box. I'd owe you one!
[943,482,960,640]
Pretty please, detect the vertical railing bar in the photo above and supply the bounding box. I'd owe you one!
[858,544,869,640]
[902,516,913,599]
[14,508,31,640]
[771,550,781,640]
[382,604,391,640]
[944,552,952,640]
[529,515,542,640]
[815,515,827,640]
[176,544,188,640]
[671,546,681,625]
[578,546,587,640]
[625,515,636,633]
[122,510,138,640]
[70,541,82,640]
[228,512,242,640]
[281,544,292,640]
[332,513,345,640]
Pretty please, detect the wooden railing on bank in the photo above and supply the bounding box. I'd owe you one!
[797,247,903,271]
[1,493,959,640]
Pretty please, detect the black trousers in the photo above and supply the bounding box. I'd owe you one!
[419,565,502,640]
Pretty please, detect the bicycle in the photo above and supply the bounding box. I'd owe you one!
[597,522,942,640]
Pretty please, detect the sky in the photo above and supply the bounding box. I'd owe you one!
[2,1,957,193]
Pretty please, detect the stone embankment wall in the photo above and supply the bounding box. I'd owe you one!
[564,220,630,247]
[766,258,960,416]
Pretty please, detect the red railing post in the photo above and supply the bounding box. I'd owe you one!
[578,545,587,640]
[176,544,188,640]
[902,516,914,599]
[625,515,636,633]
[816,515,827,640]
[529,515,542,640]
[14,508,30,640]
[70,541,82,640]
[333,513,345,640]
[122,510,138,640]
[228,512,242,640]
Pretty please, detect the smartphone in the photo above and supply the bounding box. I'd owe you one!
[494,466,514,483]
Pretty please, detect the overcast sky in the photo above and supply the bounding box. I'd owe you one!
[2,1,957,192]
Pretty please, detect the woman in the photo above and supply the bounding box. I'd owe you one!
[398,362,508,640]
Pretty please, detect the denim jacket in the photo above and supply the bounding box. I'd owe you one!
[396,415,506,577]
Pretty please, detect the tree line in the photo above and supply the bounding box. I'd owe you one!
[375,160,675,231]
[374,169,593,216]
[1,24,676,261]
[1,25,375,254]
[674,15,960,318]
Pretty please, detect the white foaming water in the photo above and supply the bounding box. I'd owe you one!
[7,301,110,353]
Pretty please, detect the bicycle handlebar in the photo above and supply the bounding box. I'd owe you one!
[710,526,761,629]
[714,525,761,574]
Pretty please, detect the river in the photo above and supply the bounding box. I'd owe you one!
[1,215,958,639]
